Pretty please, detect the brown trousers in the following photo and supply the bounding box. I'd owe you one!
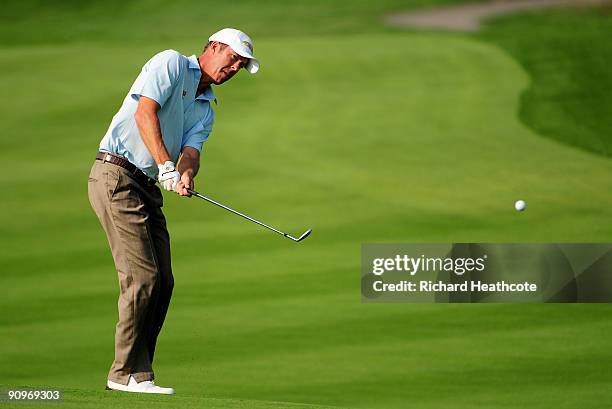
[88,160,174,385]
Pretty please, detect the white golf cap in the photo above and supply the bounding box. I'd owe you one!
[208,28,259,74]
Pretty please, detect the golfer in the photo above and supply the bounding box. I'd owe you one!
[88,28,259,394]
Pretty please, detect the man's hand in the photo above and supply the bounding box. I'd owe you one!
[158,161,181,191]
[175,172,194,197]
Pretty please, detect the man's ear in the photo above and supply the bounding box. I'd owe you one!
[210,41,222,54]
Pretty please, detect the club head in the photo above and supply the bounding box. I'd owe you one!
[295,228,312,242]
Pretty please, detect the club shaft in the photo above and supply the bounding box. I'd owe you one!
[187,189,291,238]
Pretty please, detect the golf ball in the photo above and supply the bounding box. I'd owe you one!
[515,200,526,212]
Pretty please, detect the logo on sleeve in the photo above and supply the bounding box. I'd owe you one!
[182,90,187,97]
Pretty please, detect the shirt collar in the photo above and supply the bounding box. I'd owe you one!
[188,54,216,102]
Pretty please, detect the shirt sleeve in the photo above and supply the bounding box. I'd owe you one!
[182,110,214,153]
[129,50,182,107]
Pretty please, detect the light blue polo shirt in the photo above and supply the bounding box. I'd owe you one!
[99,50,215,178]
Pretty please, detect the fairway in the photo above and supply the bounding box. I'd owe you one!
[2,1,612,409]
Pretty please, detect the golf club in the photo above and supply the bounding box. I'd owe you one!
[186,189,312,242]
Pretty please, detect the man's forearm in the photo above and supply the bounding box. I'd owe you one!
[175,149,200,195]
[177,153,200,178]
[134,99,172,165]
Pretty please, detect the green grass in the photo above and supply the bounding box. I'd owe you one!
[479,7,612,157]
[2,1,612,409]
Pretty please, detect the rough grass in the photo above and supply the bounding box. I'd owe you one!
[478,7,612,157]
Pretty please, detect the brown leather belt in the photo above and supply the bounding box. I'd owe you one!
[95,151,157,187]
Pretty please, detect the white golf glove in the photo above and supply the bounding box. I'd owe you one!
[158,161,181,192]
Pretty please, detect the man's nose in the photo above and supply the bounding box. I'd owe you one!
[230,61,241,71]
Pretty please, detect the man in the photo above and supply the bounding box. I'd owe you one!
[87,28,259,395]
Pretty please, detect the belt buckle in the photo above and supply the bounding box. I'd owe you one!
[103,153,112,163]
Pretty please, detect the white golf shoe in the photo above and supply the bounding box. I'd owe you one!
[106,375,175,394]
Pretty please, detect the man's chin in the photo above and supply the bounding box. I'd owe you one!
[215,73,237,85]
